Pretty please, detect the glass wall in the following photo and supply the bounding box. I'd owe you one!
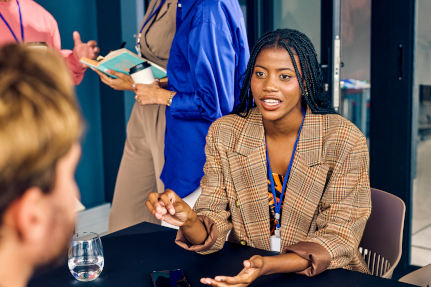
[411,0,431,267]
[271,0,370,138]
[273,0,321,59]
[339,0,371,138]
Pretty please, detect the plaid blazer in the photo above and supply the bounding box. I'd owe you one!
[176,107,371,276]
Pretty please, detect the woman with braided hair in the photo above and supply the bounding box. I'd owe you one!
[234,28,334,115]
[146,29,371,286]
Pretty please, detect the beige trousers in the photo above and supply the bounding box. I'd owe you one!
[108,103,165,233]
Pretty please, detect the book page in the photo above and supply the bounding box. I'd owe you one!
[80,57,100,69]
[103,48,141,61]
[81,48,167,79]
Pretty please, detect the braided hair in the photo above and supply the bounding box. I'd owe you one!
[234,29,335,116]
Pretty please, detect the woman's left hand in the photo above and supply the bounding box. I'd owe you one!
[134,80,172,106]
[201,255,265,287]
[93,69,135,91]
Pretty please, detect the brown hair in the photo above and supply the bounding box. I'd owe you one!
[0,44,83,219]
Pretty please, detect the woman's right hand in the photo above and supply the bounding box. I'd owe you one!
[146,189,195,227]
[92,68,135,91]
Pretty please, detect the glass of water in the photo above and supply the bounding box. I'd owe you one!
[68,232,104,281]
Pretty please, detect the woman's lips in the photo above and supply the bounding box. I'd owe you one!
[260,98,282,111]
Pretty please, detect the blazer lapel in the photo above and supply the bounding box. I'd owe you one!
[227,109,271,250]
[280,107,330,249]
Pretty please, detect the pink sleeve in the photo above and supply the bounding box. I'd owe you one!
[61,50,86,85]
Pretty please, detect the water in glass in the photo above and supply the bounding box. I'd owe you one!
[68,232,104,282]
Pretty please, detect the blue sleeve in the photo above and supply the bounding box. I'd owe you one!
[168,22,236,121]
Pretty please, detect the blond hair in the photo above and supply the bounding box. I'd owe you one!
[0,44,82,218]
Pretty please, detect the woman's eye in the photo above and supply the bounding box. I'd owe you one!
[280,74,291,80]
[255,71,265,78]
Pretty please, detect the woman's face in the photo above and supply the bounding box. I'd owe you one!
[251,46,303,123]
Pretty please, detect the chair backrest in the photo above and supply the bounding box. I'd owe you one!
[359,188,406,278]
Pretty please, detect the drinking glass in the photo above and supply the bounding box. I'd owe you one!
[68,232,104,282]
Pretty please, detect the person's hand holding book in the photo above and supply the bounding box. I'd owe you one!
[93,69,135,91]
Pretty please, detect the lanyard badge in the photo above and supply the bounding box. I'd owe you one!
[266,107,305,238]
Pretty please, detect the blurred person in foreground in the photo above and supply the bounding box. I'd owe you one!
[0,44,82,287]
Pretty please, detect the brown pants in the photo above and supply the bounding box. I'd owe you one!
[108,103,165,233]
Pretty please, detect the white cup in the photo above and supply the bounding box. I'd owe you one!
[129,61,155,84]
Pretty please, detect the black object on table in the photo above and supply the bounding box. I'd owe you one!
[29,222,414,287]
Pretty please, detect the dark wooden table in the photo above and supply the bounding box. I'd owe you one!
[29,222,414,287]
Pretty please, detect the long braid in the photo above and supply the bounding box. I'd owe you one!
[284,29,332,113]
[233,31,279,115]
[234,29,335,116]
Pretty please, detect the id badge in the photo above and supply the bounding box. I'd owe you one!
[135,43,142,57]
[270,235,281,252]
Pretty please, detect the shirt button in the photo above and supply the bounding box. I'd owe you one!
[235,200,240,208]
[240,240,247,246]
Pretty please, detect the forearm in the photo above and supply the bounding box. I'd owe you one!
[180,211,208,245]
[135,85,175,106]
[261,253,310,276]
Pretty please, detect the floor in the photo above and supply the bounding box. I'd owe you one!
[75,138,431,267]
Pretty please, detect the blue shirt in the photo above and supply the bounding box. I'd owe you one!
[160,0,249,197]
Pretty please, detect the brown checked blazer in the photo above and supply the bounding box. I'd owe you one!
[176,107,371,276]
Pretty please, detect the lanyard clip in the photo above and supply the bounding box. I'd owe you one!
[135,44,142,57]
[274,228,281,238]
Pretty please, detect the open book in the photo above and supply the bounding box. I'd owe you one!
[80,48,167,79]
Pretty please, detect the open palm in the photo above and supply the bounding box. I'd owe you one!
[201,255,264,287]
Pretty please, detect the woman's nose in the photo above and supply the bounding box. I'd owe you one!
[263,76,278,92]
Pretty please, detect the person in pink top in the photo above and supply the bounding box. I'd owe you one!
[0,0,99,85]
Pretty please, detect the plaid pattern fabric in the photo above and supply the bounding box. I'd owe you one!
[193,106,371,274]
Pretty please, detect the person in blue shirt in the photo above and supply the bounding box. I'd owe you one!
[134,0,249,202]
